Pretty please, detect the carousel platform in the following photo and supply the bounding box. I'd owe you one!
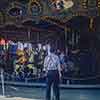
[1,81,100,89]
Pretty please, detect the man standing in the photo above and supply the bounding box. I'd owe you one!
[43,47,61,100]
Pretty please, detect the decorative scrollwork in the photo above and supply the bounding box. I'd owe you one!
[28,0,43,16]
[49,0,74,13]
[8,7,23,16]
[7,2,25,17]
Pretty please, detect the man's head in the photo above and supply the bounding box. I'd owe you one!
[50,48,55,53]
[46,43,55,55]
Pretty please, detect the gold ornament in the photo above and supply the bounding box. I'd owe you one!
[28,0,42,16]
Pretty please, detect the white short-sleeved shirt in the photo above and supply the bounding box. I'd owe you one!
[44,53,61,72]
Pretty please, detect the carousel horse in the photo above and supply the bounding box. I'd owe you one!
[14,49,28,76]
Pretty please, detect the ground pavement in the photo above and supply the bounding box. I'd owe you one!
[0,85,100,100]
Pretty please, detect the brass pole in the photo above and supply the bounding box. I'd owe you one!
[28,28,31,41]
[89,17,94,31]
[64,26,68,52]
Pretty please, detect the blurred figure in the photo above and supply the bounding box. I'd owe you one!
[0,50,6,70]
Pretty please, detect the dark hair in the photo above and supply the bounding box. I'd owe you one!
[50,48,55,53]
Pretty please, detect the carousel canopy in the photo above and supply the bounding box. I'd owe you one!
[0,0,100,41]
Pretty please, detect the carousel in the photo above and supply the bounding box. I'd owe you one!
[0,0,100,99]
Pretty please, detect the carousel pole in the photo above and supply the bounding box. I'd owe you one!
[64,26,70,84]
[72,30,75,49]
[37,32,40,43]
[0,68,5,97]
[64,26,68,53]
[28,28,31,41]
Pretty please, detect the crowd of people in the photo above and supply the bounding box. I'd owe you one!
[0,38,97,84]
[0,39,73,81]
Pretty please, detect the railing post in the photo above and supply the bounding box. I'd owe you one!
[0,69,5,97]
[67,80,70,85]
[51,84,54,100]
[25,78,28,83]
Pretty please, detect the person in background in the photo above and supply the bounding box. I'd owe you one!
[43,45,61,100]
[0,50,6,71]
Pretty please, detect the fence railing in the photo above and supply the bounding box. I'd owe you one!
[0,72,100,85]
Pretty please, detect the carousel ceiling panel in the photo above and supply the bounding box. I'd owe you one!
[0,0,99,16]
[0,0,9,9]
[35,20,64,32]
[22,19,36,26]
[16,0,29,4]
[1,24,27,33]
[22,18,49,27]
[0,31,29,41]
[22,19,64,32]
[66,16,89,30]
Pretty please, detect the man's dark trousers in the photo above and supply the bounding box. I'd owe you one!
[46,70,60,100]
